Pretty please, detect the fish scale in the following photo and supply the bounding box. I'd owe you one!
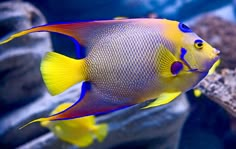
[86,23,175,102]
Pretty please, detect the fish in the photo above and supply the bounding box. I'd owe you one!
[41,103,108,147]
[0,18,220,124]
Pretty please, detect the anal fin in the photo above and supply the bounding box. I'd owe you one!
[21,82,132,129]
[142,92,181,109]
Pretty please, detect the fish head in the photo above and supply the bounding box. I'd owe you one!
[162,20,220,74]
[179,31,220,74]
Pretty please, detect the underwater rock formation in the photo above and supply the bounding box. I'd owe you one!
[197,69,236,117]
[0,1,51,112]
[0,1,54,148]
[0,84,80,148]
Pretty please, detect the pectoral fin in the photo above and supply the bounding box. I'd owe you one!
[142,92,181,109]
[157,45,185,77]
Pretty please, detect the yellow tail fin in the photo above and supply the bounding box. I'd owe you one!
[94,124,108,142]
[41,52,87,95]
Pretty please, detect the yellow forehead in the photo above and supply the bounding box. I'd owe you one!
[158,20,198,53]
[161,20,185,45]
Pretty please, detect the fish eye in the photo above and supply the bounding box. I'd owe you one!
[178,23,192,33]
[194,39,204,49]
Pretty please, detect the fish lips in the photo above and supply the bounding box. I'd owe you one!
[189,55,220,73]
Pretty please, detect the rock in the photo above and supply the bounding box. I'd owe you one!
[0,84,81,148]
[196,69,236,117]
[0,1,52,112]
[17,94,189,149]
[17,133,73,149]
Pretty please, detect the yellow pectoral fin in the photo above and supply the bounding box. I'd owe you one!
[41,52,87,95]
[157,45,178,77]
[142,92,182,109]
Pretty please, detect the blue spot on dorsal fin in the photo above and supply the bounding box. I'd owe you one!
[178,23,192,33]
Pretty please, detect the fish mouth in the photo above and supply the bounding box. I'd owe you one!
[179,47,220,74]
[179,56,202,73]
[187,55,220,74]
[181,59,208,74]
[179,47,207,74]
[188,68,207,73]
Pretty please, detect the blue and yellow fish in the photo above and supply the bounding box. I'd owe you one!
[0,19,220,123]
[41,103,108,147]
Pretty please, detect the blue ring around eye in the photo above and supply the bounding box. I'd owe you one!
[194,39,204,49]
[194,39,203,44]
[178,23,192,33]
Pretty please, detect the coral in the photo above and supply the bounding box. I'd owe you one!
[0,1,51,112]
[197,69,236,117]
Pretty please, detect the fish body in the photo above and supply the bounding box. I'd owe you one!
[87,24,166,103]
[0,19,220,123]
[41,103,108,147]
[86,24,191,103]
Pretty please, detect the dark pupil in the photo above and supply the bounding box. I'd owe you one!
[194,39,203,48]
[197,43,203,47]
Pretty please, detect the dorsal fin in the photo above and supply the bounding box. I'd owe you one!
[0,19,147,46]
